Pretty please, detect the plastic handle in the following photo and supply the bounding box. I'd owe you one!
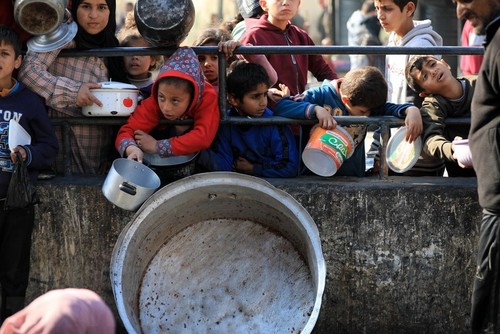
[119,182,137,196]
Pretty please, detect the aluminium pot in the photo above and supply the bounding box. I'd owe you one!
[82,81,139,117]
[110,172,326,333]
[14,0,67,35]
[102,159,161,211]
[134,0,195,47]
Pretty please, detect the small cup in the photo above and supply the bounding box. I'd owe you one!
[453,139,473,167]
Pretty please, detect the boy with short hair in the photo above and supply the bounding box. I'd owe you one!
[270,66,421,177]
[240,0,337,96]
[115,47,220,164]
[370,0,444,176]
[405,55,476,177]
[0,25,58,320]
[197,60,299,177]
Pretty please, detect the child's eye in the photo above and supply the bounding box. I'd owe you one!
[99,5,108,11]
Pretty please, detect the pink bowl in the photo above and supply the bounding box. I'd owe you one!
[453,139,473,167]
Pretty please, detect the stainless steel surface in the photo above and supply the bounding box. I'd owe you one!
[110,172,326,333]
[102,159,160,211]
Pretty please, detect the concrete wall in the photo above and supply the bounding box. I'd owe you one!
[26,175,480,333]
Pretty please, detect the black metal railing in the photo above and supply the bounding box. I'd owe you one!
[52,45,482,178]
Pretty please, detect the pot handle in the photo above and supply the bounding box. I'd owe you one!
[119,182,137,196]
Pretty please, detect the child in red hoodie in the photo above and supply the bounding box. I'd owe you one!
[115,47,220,163]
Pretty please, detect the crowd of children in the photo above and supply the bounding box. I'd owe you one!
[0,0,485,327]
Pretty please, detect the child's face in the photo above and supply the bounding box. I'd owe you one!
[410,58,453,96]
[0,42,21,89]
[197,43,219,84]
[76,0,110,35]
[346,104,371,117]
[374,0,414,36]
[157,81,191,120]
[230,83,269,118]
[123,39,156,80]
[260,0,301,24]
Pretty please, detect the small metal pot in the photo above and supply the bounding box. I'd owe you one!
[102,159,161,211]
[82,81,139,117]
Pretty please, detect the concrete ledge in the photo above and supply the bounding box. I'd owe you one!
[27,175,480,333]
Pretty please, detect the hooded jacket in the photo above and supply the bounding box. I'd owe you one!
[240,13,337,96]
[116,47,220,157]
[386,19,443,104]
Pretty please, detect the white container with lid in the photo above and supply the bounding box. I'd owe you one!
[82,81,139,117]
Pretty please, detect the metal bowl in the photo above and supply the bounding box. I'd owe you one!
[134,0,195,47]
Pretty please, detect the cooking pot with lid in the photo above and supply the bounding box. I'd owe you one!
[82,81,139,117]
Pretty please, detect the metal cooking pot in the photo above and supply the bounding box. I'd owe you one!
[102,159,161,211]
[14,0,78,52]
[14,0,67,35]
[82,81,139,117]
[134,0,195,47]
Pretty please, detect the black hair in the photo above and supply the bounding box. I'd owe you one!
[405,55,434,94]
[157,76,194,100]
[226,60,270,100]
[0,25,22,57]
[341,66,388,116]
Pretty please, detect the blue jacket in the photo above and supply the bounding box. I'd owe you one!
[198,107,299,178]
[273,79,413,176]
[0,81,58,198]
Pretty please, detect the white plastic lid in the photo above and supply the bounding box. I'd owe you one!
[95,81,139,90]
[386,126,423,173]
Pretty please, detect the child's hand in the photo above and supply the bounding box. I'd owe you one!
[267,83,290,102]
[133,130,157,154]
[125,145,144,163]
[218,40,241,58]
[233,156,253,174]
[314,106,337,130]
[76,83,102,107]
[10,146,26,163]
[404,106,423,143]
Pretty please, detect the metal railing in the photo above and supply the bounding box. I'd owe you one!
[53,45,482,178]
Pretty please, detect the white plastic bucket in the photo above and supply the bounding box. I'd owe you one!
[110,172,326,334]
[302,126,355,177]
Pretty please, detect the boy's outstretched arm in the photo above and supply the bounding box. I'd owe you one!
[403,106,423,143]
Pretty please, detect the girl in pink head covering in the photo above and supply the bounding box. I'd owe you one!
[0,288,115,334]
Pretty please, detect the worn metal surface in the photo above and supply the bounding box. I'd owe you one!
[134,0,195,47]
[27,175,480,334]
[110,173,325,334]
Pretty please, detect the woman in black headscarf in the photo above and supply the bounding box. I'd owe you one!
[18,0,128,175]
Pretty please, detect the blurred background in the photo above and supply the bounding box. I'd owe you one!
[116,0,463,76]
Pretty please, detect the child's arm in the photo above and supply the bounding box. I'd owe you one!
[382,103,423,143]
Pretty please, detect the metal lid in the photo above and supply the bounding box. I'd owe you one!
[27,21,77,52]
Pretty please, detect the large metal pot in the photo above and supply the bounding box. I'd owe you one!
[110,172,326,333]
[134,0,195,47]
[102,159,161,211]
